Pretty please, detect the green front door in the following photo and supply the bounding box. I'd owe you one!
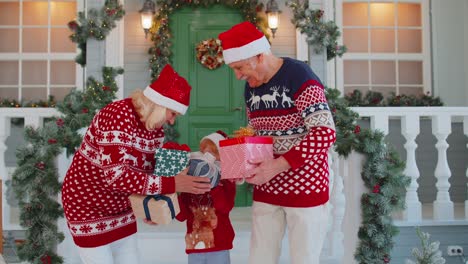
[170,6,252,206]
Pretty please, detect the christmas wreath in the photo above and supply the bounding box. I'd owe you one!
[195,38,224,70]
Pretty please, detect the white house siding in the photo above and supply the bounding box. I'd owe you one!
[431,0,468,106]
[122,1,154,98]
[391,226,468,264]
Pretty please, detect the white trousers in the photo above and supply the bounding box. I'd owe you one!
[77,235,139,264]
[248,201,329,264]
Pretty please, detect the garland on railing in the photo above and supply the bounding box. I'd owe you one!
[11,67,122,264]
[287,0,347,60]
[68,0,125,66]
[148,0,269,80]
[0,96,57,108]
[345,89,444,107]
[11,1,125,262]
[326,87,411,264]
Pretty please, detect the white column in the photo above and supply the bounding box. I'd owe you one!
[342,152,365,264]
[464,116,468,220]
[56,149,81,264]
[308,0,327,83]
[0,115,12,230]
[328,151,345,262]
[432,114,454,220]
[401,114,422,221]
[105,10,124,100]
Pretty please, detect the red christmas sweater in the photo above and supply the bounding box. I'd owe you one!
[61,98,175,248]
[245,58,337,207]
[176,179,236,254]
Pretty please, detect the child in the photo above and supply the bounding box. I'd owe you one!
[176,131,236,264]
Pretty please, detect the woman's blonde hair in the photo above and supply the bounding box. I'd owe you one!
[131,89,167,131]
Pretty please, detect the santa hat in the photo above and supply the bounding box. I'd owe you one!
[143,64,191,115]
[218,21,271,64]
[201,130,228,150]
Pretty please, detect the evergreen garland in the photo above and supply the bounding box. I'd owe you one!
[327,87,411,264]
[148,0,269,80]
[68,0,125,66]
[287,0,347,60]
[11,67,123,263]
[0,96,57,108]
[346,89,444,107]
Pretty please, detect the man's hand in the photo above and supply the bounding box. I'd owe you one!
[245,156,290,185]
[174,168,211,194]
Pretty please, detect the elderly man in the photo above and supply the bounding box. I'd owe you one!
[219,22,337,264]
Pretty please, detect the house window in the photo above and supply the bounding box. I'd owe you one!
[337,0,431,97]
[0,0,80,102]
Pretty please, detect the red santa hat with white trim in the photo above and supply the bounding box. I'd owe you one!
[201,130,229,150]
[218,21,271,64]
[143,64,191,115]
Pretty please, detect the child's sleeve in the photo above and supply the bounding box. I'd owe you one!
[211,179,236,214]
[175,194,188,222]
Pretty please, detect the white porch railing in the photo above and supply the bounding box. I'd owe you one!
[1,106,467,264]
[0,108,60,230]
[350,107,468,224]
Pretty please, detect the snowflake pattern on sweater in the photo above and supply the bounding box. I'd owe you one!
[245,58,336,207]
[61,98,175,247]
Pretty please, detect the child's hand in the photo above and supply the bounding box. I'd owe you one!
[143,218,158,225]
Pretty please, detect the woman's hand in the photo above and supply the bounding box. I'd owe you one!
[174,168,211,194]
[245,156,290,185]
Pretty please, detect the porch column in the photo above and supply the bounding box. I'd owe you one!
[328,151,345,262]
[86,0,106,79]
[401,114,422,221]
[0,115,11,254]
[464,116,468,220]
[432,114,454,220]
[308,0,327,83]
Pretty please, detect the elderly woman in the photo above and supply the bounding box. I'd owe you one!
[61,64,211,264]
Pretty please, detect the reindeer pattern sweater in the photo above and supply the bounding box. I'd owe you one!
[176,179,236,254]
[245,57,336,207]
[61,98,175,248]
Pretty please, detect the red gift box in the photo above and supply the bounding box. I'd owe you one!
[219,136,273,179]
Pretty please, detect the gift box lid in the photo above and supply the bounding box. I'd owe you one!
[219,136,273,147]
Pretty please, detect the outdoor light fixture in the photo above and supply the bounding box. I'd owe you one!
[139,0,155,38]
[266,0,280,38]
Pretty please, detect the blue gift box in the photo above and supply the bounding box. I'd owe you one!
[187,152,221,188]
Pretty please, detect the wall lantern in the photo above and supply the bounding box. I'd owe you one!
[265,0,280,38]
[139,0,155,39]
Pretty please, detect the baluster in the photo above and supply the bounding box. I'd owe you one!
[328,151,345,262]
[464,116,468,220]
[401,114,422,221]
[24,115,42,128]
[370,114,389,135]
[432,114,454,220]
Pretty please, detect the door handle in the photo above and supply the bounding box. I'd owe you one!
[232,107,242,111]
